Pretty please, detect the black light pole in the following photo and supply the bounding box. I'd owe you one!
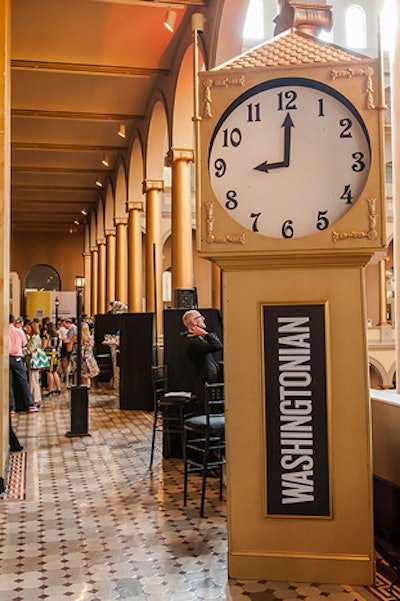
[76,285,83,387]
[55,296,60,324]
[66,276,90,437]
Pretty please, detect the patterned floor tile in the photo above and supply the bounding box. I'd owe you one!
[0,384,396,601]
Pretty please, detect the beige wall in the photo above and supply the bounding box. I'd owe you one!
[11,230,84,296]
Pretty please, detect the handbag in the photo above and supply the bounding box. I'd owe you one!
[84,354,100,378]
[30,348,50,370]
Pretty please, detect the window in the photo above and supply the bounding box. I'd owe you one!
[345,5,367,49]
[25,264,61,291]
[243,0,264,41]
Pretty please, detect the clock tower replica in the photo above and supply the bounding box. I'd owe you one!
[197,0,386,585]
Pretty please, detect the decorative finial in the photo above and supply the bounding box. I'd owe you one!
[274,0,333,37]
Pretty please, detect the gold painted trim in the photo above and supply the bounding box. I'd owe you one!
[12,109,142,122]
[230,549,371,561]
[330,67,375,109]
[11,59,169,79]
[202,76,246,119]
[260,300,333,520]
[205,201,245,245]
[332,198,378,242]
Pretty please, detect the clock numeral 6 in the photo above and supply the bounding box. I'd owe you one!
[214,158,226,178]
[225,190,238,210]
[317,210,329,231]
[222,127,242,148]
[282,219,294,239]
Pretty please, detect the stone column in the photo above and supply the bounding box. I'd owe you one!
[83,251,92,317]
[97,238,106,315]
[90,245,99,317]
[105,228,116,309]
[127,201,143,312]
[0,0,10,477]
[114,217,128,305]
[165,149,194,303]
[143,179,164,338]
[393,19,400,392]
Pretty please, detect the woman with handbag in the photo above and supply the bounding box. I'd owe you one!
[42,322,62,396]
[25,321,45,406]
[69,321,100,387]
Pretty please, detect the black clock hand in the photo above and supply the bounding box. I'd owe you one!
[254,113,294,173]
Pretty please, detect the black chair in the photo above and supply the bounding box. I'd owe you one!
[149,365,195,469]
[183,382,225,517]
[94,347,113,386]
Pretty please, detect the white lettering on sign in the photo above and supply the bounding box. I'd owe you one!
[277,316,315,504]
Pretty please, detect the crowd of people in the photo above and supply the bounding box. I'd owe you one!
[8,314,99,416]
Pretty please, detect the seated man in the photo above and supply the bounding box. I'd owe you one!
[181,310,223,413]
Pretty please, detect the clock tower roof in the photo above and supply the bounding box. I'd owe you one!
[212,29,372,72]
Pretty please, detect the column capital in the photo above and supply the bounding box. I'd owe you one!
[90,245,98,253]
[126,200,144,212]
[165,148,195,167]
[114,216,129,227]
[142,179,164,194]
[97,238,106,246]
[83,251,91,258]
[105,228,116,237]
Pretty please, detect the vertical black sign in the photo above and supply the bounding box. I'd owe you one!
[263,304,330,517]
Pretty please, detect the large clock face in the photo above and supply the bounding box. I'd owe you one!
[208,77,371,239]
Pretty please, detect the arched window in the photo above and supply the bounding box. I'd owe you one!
[25,264,61,291]
[243,0,264,41]
[345,5,367,49]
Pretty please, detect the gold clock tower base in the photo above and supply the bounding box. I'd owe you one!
[222,255,374,585]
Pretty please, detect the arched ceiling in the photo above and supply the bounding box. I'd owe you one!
[10,0,207,233]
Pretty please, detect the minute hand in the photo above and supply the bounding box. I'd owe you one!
[254,113,294,173]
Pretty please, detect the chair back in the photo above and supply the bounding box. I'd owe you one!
[151,365,168,403]
[204,382,225,423]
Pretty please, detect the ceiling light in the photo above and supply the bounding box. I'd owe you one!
[118,124,126,139]
[102,154,109,167]
[74,220,80,226]
[164,9,177,33]
[95,179,103,187]
[81,209,87,216]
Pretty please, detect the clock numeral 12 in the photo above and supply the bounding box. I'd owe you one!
[277,90,298,111]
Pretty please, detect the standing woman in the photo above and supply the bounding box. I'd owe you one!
[42,322,62,396]
[69,321,99,387]
[25,321,43,406]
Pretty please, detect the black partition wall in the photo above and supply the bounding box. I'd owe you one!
[119,313,154,411]
[163,308,223,393]
[94,312,154,410]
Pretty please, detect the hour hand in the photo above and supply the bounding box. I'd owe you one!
[254,113,294,173]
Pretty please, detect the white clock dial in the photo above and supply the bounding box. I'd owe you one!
[208,77,371,239]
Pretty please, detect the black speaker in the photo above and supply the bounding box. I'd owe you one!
[174,288,197,309]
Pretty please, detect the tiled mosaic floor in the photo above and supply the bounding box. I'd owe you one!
[0,384,395,601]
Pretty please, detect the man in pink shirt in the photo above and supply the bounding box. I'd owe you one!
[9,315,38,414]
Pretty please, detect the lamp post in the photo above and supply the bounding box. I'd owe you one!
[66,276,90,437]
[55,296,60,324]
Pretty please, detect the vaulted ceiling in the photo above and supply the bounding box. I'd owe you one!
[11,0,207,233]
